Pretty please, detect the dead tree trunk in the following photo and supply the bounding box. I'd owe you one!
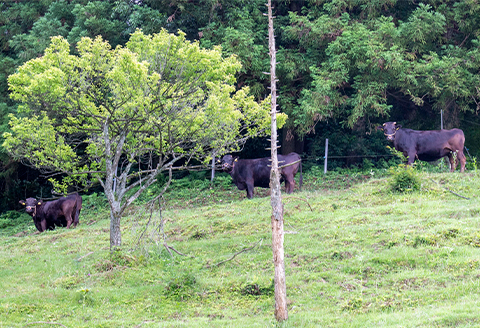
[267,0,288,322]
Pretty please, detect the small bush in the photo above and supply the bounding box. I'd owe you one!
[466,156,478,173]
[389,165,421,192]
[341,297,364,311]
[442,228,460,239]
[413,235,438,247]
[53,275,80,289]
[82,193,108,210]
[75,288,95,305]
[241,281,274,297]
[213,175,233,189]
[0,212,20,229]
[164,273,197,300]
[94,250,139,272]
[0,211,32,235]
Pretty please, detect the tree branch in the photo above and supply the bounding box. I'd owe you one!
[163,243,193,257]
[213,238,263,267]
[430,178,471,200]
[283,196,313,211]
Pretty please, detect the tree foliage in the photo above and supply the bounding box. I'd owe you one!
[285,2,480,131]
[3,30,282,248]
[1,0,480,213]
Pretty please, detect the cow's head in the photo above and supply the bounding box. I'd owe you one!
[377,122,402,141]
[220,155,237,173]
[19,198,42,216]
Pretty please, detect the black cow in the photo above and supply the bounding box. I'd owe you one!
[19,193,82,232]
[221,152,303,199]
[377,122,466,172]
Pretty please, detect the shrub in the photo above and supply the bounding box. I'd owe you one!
[75,288,95,305]
[213,174,233,189]
[466,156,478,173]
[82,192,108,210]
[389,165,421,192]
[164,273,197,300]
[0,211,22,229]
[0,211,32,234]
[53,275,80,289]
[94,250,140,272]
[341,297,364,311]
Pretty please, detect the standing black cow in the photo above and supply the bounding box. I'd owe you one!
[19,193,82,232]
[377,122,466,172]
[221,152,303,199]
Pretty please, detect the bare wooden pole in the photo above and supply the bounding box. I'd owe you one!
[267,0,288,322]
[324,138,329,174]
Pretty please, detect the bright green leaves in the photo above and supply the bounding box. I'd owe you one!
[9,36,72,111]
[4,30,274,190]
[125,29,273,161]
[128,29,241,88]
[3,113,78,172]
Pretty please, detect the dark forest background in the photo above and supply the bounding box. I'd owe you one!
[0,0,479,213]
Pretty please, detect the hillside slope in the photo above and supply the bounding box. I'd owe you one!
[1,172,479,327]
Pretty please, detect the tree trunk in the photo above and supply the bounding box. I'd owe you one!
[110,211,122,249]
[267,0,288,322]
[443,99,461,129]
[281,128,304,155]
[281,129,296,154]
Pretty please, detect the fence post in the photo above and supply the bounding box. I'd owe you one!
[211,154,216,183]
[324,138,328,174]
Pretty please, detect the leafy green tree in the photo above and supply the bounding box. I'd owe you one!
[3,30,283,248]
[289,2,480,132]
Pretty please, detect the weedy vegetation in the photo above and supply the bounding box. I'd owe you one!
[0,162,479,327]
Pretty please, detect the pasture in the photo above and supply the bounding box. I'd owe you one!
[0,167,479,327]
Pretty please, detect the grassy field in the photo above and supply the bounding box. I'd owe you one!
[0,168,479,327]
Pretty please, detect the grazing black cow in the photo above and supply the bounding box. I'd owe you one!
[19,193,82,232]
[221,152,303,199]
[377,122,466,172]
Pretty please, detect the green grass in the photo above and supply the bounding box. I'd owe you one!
[1,169,479,327]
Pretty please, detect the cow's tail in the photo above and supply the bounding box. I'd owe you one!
[299,159,303,191]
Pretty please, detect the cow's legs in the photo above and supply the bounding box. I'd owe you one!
[64,211,73,228]
[458,151,466,173]
[284,177,295,194]
[33,218,42,232]
[40,219,47,232]
[246,183,254,199]
[448,152,459,172]
[406,151,416,166]
[74,208,80,227]
[73,204,80,227]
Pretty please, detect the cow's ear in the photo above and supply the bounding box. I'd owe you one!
[395,125,402,130]
[376,126,384,131]
[37,201,42,205]
[19,200,25,205]
[234,157,238,162]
